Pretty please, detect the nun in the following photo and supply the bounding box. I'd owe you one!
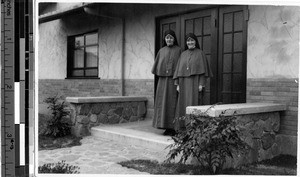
[151,30,182,136]
[173,33,213,129]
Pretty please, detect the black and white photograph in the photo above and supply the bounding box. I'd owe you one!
[36,0,298,175]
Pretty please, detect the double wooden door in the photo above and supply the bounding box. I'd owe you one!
[157,6,248,104]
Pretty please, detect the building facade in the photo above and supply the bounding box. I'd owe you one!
[38,3,299,152]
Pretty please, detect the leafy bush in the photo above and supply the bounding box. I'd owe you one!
[165,105,250,174]
[38,160,80,173]
[42,95,71,137]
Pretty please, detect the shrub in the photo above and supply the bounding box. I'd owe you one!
[42,95,71,137]
[165,105,250,174]
[38,160,80,174]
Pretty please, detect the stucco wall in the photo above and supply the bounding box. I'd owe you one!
[39,20,67,79]
[38,3,207,80]
[39,4,300,80]
[38,12,122,79]
[247,5,299,79]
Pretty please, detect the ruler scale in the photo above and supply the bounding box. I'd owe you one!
[2,0,16,176]
[1,0,32,176]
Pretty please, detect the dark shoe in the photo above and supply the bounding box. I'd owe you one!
[163,129,171,135]
[163,129,176,136]
[169,129,177,136]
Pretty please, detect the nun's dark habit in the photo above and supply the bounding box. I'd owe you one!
[151,30,181,132]
[173,33,213,129]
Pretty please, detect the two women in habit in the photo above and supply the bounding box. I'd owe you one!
[152,31,213,135]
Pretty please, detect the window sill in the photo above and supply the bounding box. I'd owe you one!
[65,77,101,80]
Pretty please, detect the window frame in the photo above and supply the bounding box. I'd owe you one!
[66,30,100,79]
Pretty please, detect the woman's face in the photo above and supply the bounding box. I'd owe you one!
[187,37,196,49]
[165,34,175,46]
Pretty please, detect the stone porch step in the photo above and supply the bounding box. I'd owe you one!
[91,120,174,153]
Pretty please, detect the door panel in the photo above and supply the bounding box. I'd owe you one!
[156,6,247,105]
[218,6,247,104]
[180,9,218,105]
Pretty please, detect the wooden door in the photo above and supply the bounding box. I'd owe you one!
[218,6,248,103]
[156,5,248,105]
[180,8,218,105]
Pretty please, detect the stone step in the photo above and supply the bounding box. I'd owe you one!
[91,120,174,154]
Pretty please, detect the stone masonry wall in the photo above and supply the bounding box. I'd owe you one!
[223,112,289,168]
[247,78,298,136]
[69,101,147,137]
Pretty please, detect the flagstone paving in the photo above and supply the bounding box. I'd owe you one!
[38,135,168,174]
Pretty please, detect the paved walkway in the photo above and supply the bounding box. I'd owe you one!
[38,135,167,174]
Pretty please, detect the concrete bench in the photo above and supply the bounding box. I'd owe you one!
[66,96,148,137]
[186,103,287,168]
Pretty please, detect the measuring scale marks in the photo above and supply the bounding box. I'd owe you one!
[1,0,33,176]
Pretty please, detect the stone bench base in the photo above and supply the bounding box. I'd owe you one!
[186,103,287,168]
[66,96,147,137]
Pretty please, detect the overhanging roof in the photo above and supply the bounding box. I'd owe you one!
[39,3,93,23]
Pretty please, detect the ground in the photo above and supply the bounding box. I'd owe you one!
[39,135,297,175]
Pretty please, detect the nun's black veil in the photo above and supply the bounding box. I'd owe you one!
[184,33,201,50]
[162,30,179,47]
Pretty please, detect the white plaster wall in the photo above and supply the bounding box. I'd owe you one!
[98,19,122,79]
[39,4,300,80]
[38,13,122,79]
[125,10,155,79]
[247,5,300,79]
[39,20,67,79]
[38,3,202,80]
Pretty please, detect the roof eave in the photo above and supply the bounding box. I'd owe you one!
[39,3,93,24]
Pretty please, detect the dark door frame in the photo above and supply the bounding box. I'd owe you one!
[154,5,248,104]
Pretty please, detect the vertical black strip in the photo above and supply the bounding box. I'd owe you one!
[25,108,29,176]
[242,6,248,103]
[19,1,25,38]
[15,124,20,173]
[25,16,29,51]
[84,35,86,77]
[25,68,29,90]
[25,54,29,69]
[67,37,75,77]
[218,8,224,103]
[231,12,234,103]
[201,17,204,51]
[25,0,29,14]
[15,1,20,82]
[25,75,29,106]
[210,8,219,104]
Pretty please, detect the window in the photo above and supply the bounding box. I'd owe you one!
[67,31,99,78]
